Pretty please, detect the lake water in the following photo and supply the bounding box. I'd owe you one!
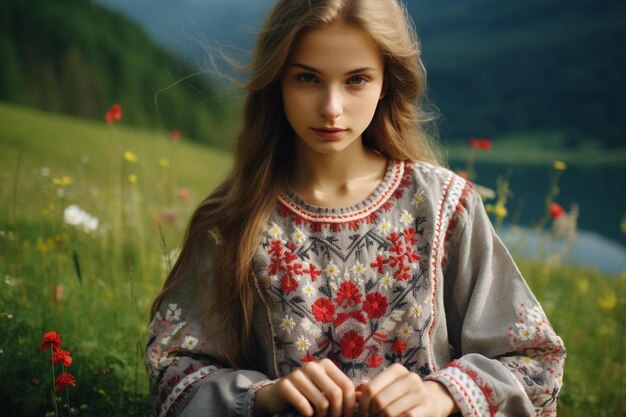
[448,162,626,273]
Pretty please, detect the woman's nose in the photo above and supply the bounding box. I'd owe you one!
[319,88,343,120]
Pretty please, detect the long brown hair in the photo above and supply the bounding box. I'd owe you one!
[151,0,441,368]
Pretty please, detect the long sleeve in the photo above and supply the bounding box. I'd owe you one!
[145,242,273,417]
[426,190,566,417]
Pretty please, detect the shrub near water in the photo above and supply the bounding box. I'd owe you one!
[0,102,624,416]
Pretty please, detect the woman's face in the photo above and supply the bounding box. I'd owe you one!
[281,21,385,157]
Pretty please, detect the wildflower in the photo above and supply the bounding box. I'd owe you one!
[159,158,170,168]
[553,160,567,171]
[178,188,190,202]
[470,138,492,150]
[54,372,76,391]
[64,205,99,233]
[31,378,40,386]
[51,176,72,186]
[170,129,181,142]
[105,103,122,124]
[40,331,62,351]
[128,174,138,185]
[621,214,626,234]
[123,151,137,163]
[52,349,73,367]
[41,167,50,177]
[36,237,55,253]
[598,292,617,311]
[53,285,63,303]
[549,203,565,219]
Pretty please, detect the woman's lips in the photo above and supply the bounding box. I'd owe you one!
[311,127,347,140]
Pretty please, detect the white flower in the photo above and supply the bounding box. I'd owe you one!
[377,218,391,234]
[410,305,422,317]
[399,210,414,226]
[526,305,544,324]
[398,323,413,339]
[165,303,182,322]
[303,282,315,297]
[351,261,366,278]
[295,335,311,351]
[411,189,425,207]
[280,315,296,333]
[63,205,99,233]
[268,223,283,239]
[326,262,339,278]
[381,272,393,288]
[181,335,199,350]
[291,228,307,245]
[515,323,534,340]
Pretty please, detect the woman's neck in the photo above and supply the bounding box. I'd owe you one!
[290,139,388,209]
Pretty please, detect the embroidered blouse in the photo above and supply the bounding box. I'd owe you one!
[145,160,566,417]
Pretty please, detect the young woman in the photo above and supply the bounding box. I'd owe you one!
[145,1,566,416]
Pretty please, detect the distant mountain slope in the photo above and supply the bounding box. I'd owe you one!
[0,0,234,148]
[407,0,626,147]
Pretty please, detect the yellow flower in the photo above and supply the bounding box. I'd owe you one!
[159,158,170,168]
[598,291,617,310]
[621,214,626,234]
[493,203,508,219]
[128,174,138,184]
[553,160,567,171]
[575,278,589,294]
[51,176,72,186]
[36,237,55,253]
[123,151,138,163]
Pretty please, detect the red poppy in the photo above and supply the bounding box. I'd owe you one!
[52,349,73,367]
[170,129,181,141]
[178,188,190,202]
[550,203,565,219]
[109,104,122,121]
[478,138,492,150]
[335,281,362,307]
[54,372,76,391]
[312,298,335,323]
[39,331,62,351]
[363,292,388,319]
[366,354,383,368]
[469,138,492,150]
[339,330,365,359]
[391,339,407,355]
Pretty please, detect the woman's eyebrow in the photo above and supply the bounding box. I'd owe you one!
[289,63,378,75]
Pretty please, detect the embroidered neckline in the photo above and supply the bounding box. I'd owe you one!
[278,160,405,224]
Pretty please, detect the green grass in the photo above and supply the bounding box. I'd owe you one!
[0,102,623,416]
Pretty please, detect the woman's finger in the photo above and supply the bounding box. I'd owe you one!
[289,367,332,416]
[317,359,356,417]
[370,372,425,417]
[275,377,315,417]
[359,363,409,417]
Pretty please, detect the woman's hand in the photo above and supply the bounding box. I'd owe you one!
[254,358,356,417]
[358,363,458,417]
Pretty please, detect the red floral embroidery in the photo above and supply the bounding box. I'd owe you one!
[301,353,317,363]
[340,331,365,359]
[367,354,383,368]
[267,239,307,294]
[312,298,336,323]
[363,292,388,319]
[335,281,362,307]
[391,339,407,355]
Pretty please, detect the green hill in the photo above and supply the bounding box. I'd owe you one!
[407,0,626,148]
[0,0,238,149]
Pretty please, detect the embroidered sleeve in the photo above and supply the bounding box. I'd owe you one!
[145,240,272,417]
[426,190,566,417]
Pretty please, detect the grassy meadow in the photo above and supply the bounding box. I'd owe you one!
[0,101,623,416]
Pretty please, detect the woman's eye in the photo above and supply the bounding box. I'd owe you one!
[296,73,318,83]
[347,76,368,85]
